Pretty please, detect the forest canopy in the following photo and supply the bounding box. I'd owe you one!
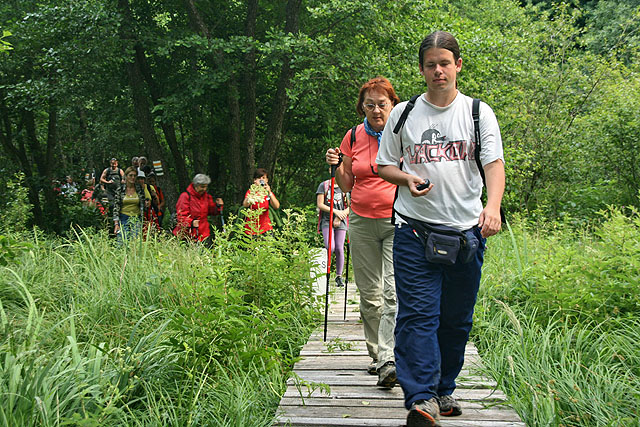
[1,0,639,232]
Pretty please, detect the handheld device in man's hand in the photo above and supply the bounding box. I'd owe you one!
[416,180,431,191]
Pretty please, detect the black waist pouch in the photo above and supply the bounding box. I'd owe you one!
[460,229,480,264]
[398,213,478,265]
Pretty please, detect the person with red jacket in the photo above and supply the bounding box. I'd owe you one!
[173,174,224,246]
[242,168,280,235]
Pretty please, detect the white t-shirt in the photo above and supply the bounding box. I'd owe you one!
[376,91,504,230]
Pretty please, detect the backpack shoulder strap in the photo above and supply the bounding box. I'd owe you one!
[393,94,421,134]
[472,98,485,185]
[472,98,506,223]
[389,95,422,224]
[350,125,357,148]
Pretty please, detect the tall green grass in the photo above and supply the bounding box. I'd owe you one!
[0,212,319,426]
[474,208,640,426]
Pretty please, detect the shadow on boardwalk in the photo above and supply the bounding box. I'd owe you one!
[274,276,526,426]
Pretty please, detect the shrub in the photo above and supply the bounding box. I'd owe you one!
[0,173,32,233]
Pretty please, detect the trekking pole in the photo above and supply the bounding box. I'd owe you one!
[343,237,350,321]
[217,203,225,228]
[323,164,337,342]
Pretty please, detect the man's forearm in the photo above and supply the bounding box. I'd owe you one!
[483,160,505,210]
[378,164,409,187]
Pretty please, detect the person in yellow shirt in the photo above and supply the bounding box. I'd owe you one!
[112,166,150,244]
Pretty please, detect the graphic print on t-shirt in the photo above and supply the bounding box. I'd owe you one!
[405,125,477,165]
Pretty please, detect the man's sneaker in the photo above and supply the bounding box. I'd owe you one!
[376,361,397,389]
[335,276,345,287]
[367,359,378,375]
[438,394,462,416]
[407,398,441,427]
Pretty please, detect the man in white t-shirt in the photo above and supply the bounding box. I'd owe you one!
[376,31,505,427]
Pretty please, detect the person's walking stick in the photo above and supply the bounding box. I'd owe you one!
[323,165,337,342]
[217,203,225,228]
[343,236,350,321]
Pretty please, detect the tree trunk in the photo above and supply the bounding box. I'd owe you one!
[117,2,169,169]
[259,0,302,175]
[184,0,250,203]
[133,44,189,194]
[228,81,245,202]
[242,0,259,182]
[0,98,44,227]
[25,104,62,231]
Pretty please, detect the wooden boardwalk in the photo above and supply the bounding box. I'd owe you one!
[274,273,525,426]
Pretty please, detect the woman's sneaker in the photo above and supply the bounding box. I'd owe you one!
[407,398,441,427]
[367,359,378,375]
[335,276,345,287]
[437,394,462,416]
[376,361,397,389]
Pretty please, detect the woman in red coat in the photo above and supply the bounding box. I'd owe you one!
[173,174,224,246]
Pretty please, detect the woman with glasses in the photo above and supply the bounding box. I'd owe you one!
[325,76,400,389]
[113,166,151,244]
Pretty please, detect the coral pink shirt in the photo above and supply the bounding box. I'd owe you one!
[340,124,396,218]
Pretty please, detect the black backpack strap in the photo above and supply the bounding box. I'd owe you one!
[472,98,506,223]
[389,97,422,224]
[472,98,485,185]
[350,125,357,148]
[393,94,421,134]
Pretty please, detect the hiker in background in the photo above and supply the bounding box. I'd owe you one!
[136,169,158,208]
[61,175,78,196]
[173,174,224,247]
[139,156,152,175]
[316,176,350,287]
[99,158,124,202]
[113,166,151,244]
[325,76,400,388]
[147,172,165,227]
[131,156,140,170]
[80,177,106,216]
[135,169,161,232]
[242,168,280,236]
[376,31,505,426]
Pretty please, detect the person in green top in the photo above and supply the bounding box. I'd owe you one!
[112,166,150,244]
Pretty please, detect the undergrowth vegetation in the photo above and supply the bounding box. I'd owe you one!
[0,211,320,426]
[474,207,640,426]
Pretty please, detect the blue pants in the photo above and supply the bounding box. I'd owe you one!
[116,214,142,245]
[393,223,485,409]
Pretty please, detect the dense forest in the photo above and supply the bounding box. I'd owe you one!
[1,0,639,232]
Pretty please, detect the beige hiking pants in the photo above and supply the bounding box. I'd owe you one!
[349,211,396,369]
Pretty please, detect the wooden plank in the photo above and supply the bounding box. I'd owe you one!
[294,354,483,370]
[278,397,515,409]
[289,372,496,389]
[290,369,480,379]
[273,416,525,426]
[283,385,508,401]
[278,405,523,422]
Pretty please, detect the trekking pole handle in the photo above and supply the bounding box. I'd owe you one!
[330,153,343,178]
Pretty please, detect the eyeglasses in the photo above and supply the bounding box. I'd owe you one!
[363,102,389,111]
